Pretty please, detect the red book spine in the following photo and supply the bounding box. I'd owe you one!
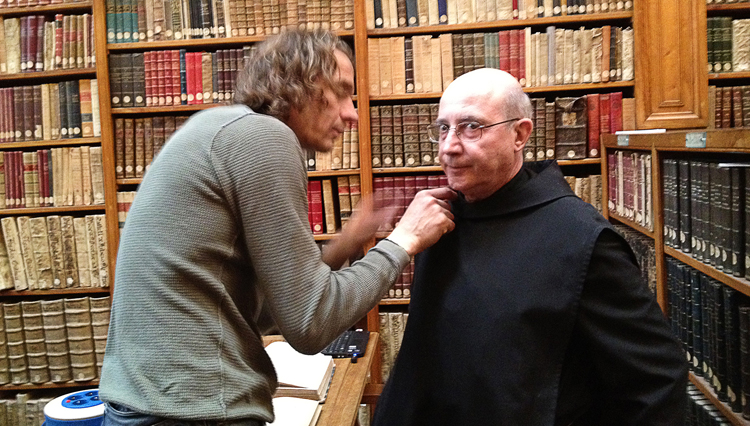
[309,180,324,234]
[414,175,428,192]
[427,175,440,189]
[586,94,600,158]
[509,29,520,81]
[35,15,45,71]
[16,151,24,208]
[171,50,181,106]
[0,89,6,143]
[144,51,153,106]
[307,182,313,230]
[382,176,394,231]
[607,153,616,212]
[195,52,204,104]
[55,15,64,69]
[438,175,448,187]
[513,0,519,18]
[156,50,166,106]
[43,149,50,206]
[3,152,11,208]
[404,175,417,205]
[393,176,406,221]
[609,91,623,133]
[186,52,196,105]
[498,30,510,73]
[20,16,28,72]
[517,29,526,86]
[599,93,611,135]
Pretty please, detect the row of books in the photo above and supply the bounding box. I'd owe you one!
[305,122,360,172]
[708,0,750,4]
[0,146,105,210]
[106,0,355,44]
[526,92,627,163]
[0,0,87,7]
[367,26,633,96]
[707,16,750,74]
[0,14,95,76]
[563,174,602,214]
[114,116,187,179]
[607,150,654,232]
[709,85,750,130]
[662,159,749,280]
[686,383,733,425]
[0,80,101,143]
[109,48,249,108]
[0,297,109,387]
[370,103,438,168]
[378,311,407,382]
[613,224,657,294]
[366,0,632,29]
[0,393,57,426]
[0,214,110,291]
[373,174,448,232]
[307,176,361,235]
[385,256,414,300]
[666,257,750,416]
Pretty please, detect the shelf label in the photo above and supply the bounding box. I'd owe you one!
[617,135,629,146]
[685,132,706,148]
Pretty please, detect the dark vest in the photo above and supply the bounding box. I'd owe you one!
[373,161,612,426]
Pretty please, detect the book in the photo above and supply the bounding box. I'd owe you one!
[264,341,335,401]
[268,397,322,426]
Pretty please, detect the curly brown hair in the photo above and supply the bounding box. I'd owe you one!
[234,29,353,122]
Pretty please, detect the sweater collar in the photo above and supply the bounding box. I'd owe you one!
[451,160,576,219]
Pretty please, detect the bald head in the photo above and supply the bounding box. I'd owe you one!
[441,69,532,121]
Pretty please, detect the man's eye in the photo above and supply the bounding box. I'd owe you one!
[438,124,450,132]
[464,122,482,130]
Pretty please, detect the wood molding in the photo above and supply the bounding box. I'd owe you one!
[634,0,708,129]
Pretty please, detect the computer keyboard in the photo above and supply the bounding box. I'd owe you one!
[322,330,369,358]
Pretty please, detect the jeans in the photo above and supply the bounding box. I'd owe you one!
[102,403,265,426]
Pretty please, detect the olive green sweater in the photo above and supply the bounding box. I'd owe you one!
[99,105,409,422]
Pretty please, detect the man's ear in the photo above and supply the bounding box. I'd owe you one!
[513,118,534,152]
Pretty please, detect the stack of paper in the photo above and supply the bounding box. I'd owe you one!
[265,341,335,401]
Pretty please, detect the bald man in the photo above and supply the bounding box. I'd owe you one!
[371,69,688,426]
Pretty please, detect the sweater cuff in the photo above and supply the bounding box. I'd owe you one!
[373,238,411,269]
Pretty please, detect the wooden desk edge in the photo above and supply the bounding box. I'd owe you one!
[262,332,378,426]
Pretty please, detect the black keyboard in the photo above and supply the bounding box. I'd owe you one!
[322,330,369,358]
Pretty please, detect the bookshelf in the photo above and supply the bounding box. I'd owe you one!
[601,127,750,425]
[0,0,113,407]
[0,0,723,420]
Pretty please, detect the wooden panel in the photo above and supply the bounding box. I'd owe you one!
[634,0,708,128]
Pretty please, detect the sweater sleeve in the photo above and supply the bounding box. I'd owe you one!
[211,114,410,354]
[573,228,688,425]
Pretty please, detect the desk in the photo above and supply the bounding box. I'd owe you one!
[263,333,378,426]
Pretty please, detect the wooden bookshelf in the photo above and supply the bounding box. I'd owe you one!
[111,104,222,114]
[0,137,102,149]
[0,1,93,17]
[370,81,635,100]
[366,11,633,36]
[308,169,362,178]
[0,205,105,216]
[107,30,356,51]
[379,298,409,305]
[0,380,98,392]
[0,68,97,82]
[608,212,655,239]
[665,246,750,300]
[690,373,750,426]
[0,288,110,297]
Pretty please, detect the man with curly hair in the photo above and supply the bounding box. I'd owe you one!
[99,29,456,426]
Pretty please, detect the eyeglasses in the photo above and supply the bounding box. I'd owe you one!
[426,118,522,143]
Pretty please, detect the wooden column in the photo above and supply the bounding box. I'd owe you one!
[634,0,708,129]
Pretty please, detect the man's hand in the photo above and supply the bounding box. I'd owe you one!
[386,187,457,256]
[321,193,397,269]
